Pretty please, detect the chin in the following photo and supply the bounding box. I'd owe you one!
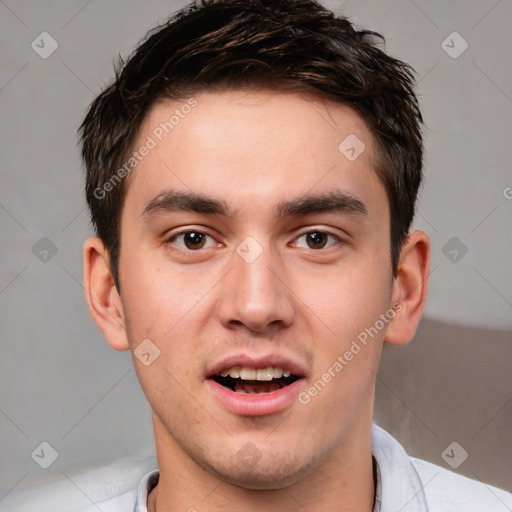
[198,448,325,491]
[214,467,303,491]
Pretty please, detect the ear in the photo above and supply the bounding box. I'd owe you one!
[83,236,130,351]
[385,230,430,346]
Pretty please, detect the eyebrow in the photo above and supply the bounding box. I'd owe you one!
[142,190,231,219]
[276,190,367,217]
[141,189,367,220]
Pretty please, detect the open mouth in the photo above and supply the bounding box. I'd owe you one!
[211,366,301,394]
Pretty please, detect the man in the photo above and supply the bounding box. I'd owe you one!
[12,0,512,510]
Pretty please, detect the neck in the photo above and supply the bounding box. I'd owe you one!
[148,407,376,512]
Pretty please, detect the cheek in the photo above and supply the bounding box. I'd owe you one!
[124,284,202,423]
[121,259,203,338]
[121,261,210,375]
[297,259,393,342]
[296,256,391,405]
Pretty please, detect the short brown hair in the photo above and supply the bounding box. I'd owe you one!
[79,0,423,290]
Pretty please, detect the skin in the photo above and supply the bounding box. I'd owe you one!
[84,90,430,512]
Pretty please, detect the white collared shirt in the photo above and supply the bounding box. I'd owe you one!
[4,425,511,512]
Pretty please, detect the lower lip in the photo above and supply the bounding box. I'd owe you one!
[205,378,305,416]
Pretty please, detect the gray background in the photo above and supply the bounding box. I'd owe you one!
[1,0,511,504]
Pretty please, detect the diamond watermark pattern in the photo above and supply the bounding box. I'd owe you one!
[31,441,59,469]
[338,134,366,161]
[31,32,59,59]
[32,237,58,263]
[441,441,468,469]
[237,442,262,467]
[441,32,468,59]
[236,236,263,264]
[442,236,468,263]
[134,339,161,366]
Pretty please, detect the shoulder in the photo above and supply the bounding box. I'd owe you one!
[0,452,157,512]
[411,457,512,512]
[372,424,512,512]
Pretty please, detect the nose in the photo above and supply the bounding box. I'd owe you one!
[216,240,296,335]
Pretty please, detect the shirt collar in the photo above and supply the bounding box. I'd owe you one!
[372,424,429,512]
[134,470,159,512]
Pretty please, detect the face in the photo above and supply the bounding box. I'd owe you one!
[115,90,398,488]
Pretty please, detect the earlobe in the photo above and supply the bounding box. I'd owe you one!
[83,237,130,351]
[385,230,430,346]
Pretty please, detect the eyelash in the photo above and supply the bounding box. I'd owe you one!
[165,229,342,252]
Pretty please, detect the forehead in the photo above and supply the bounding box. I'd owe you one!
[123,89,385,219]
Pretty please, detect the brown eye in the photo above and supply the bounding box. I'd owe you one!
[292,230,340,250]
[166,230,218,252]
[306,231,328,249]
[183,231,206,250]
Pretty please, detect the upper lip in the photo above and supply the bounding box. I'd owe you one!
[206,353,309,379]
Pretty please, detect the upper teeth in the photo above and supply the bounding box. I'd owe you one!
[219,366,292,381]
